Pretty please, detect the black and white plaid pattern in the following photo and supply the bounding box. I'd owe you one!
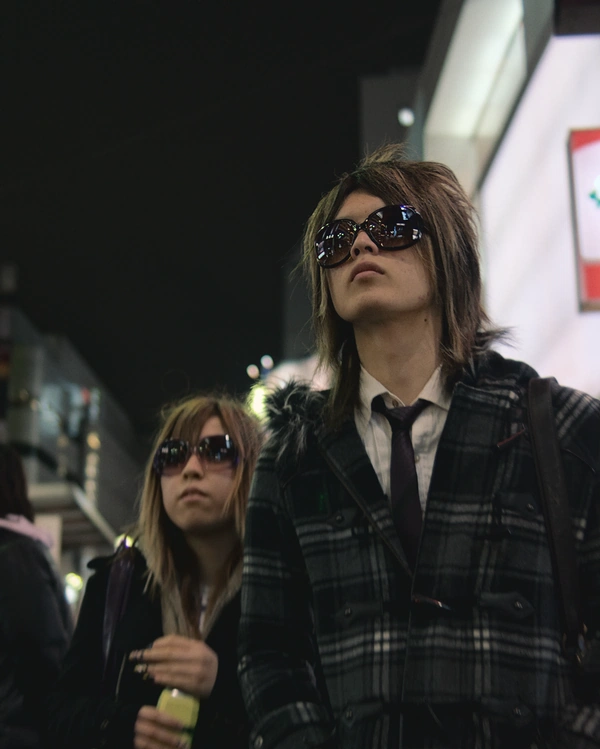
[239,352,600,749]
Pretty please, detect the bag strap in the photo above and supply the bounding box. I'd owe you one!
[527,376,585,664]
[101,541,137,690]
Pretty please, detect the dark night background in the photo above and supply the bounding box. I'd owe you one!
[1,2,441,441]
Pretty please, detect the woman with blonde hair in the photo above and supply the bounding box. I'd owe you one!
[47,392,262,749]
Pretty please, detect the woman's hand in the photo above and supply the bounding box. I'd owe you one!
[134,705,186,749]
[130,634,218,699]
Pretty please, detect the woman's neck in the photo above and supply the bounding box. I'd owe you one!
[184,525,239,587]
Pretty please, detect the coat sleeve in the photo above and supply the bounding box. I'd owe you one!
[238,448,338,749]
[555,522,600,746]
[553,390,600,747]
[44,563,140,749]
[0,537,72,731]
[555,511,600,748]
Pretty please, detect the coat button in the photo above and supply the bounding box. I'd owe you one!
[254,736,264,748]
[526,503,535,512]
[513,706,523,717]
[514,600,524,610]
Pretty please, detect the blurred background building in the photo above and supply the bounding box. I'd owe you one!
[0,265,143,615]
[420,0,600,399]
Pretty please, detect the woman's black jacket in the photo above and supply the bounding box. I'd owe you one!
[45,549,248,749]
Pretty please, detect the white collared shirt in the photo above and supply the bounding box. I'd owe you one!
[354,365,452,511]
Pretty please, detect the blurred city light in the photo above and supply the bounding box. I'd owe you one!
[87,432,101,450]
[246,364,260,380]
[248,383,267,420]
[114,533,135,548]
[260,354,274,370]
[64,572,84,605]
[85,462,98,479]
[65,572,84,590]
[397,107,415,127]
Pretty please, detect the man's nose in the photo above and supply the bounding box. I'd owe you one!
[350,228,379,258]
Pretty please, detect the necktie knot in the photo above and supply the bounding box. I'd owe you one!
[372,395,428,432]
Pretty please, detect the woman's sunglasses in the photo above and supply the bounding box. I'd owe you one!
[153,436,237,476]
[315,204,424,268]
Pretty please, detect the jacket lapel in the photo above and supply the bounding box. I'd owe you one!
[416,376,524,594]
[315,416,412,575]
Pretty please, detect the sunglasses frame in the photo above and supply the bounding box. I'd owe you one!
[315,203,424,268]
[153,435,237,476]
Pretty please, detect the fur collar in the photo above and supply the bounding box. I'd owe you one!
[264,381,329,462]
[262,352,537,464]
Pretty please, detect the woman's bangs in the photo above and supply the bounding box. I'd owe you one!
[165,403,218,445]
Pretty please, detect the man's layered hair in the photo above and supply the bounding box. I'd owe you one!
[301,143,504,421]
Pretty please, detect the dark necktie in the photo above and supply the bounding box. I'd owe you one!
[372,395,428,570]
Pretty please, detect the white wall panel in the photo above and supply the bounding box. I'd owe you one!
[480,35,600,396]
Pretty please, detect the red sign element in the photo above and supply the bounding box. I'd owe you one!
[568,128,600,310]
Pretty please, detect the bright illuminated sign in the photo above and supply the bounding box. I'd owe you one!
[569,128,600,310]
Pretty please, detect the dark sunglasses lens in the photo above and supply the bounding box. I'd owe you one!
[315,220,355,267]
[368,205,423,249]
[154,439,189,474]
[201,435,236,463]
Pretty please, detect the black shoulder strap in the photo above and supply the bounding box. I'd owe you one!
[101,541,137,690]
[527,376,585,663]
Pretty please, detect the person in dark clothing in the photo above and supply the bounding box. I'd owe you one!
[238,144,600,748]
[47,393,262,749]
[0,444,73,749]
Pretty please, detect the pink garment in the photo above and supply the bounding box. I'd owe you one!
[0,513,54,549]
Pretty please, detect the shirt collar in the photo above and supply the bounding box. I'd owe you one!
[356,363,451,432]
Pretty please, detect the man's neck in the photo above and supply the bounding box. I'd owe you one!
[354,314,441,405]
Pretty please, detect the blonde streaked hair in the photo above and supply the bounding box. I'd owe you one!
[135,392,263,635]
[301,143,505,423]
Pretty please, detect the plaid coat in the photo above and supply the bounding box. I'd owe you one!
[238,352,600,749]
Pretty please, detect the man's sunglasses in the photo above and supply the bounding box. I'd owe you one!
[153,436,237,476]
[315,204,424,268]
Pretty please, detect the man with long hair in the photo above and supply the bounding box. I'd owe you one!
[239,144,600,748]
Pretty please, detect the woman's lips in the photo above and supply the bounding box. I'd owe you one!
[180,487,207,500]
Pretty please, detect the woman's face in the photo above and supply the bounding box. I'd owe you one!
[160,416,237,539]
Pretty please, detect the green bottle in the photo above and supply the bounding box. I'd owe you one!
[156,688,200,749]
